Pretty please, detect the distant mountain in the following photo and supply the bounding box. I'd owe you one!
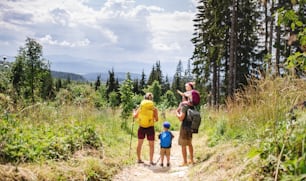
[51,70,141,83]
[82,72,141,82]
[51,71,86,82]
[46,54,153,76]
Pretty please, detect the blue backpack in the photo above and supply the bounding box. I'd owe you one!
[160,131,172,148]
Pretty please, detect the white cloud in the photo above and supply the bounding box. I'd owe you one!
[190,0,198,7]
[38,35,90,47]
[148,11,195,51]
[152,42,181,51]
[0,0,196,75]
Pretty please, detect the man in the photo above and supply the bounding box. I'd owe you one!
[176,103,194,166]
[133,92,159,165]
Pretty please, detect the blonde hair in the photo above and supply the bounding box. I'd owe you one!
[144,92,153,100]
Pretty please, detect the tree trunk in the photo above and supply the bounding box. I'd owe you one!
[228,0,237,97]
[217,61,220,109]
[268,0,274,73]
[212,57,217,107]
[275,24,281,76]
[265,0,268,54]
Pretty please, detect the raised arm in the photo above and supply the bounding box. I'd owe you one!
[176,108,186,122]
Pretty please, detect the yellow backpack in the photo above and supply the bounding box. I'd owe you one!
[137,100,155,128]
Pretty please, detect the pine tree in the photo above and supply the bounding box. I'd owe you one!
[184,59,193,82]
[120,72,134,121]
[162,75,171,94]
[191,0,230,105]
[55,78,62,92]
[147,80,162,104]
[106,68,119,101]
[171,60,184,102]
[13,37,52,103]
[235,0,260,86]
[191,0,260,105]
[95,75,101,91]
[132,78,140,94]
[11,56,24,97]
[147,61,163,86]
[139,70,146,95]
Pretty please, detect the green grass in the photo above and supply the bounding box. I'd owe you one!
[0,77,304,180]
[196,77,306,180]
[0,103,185,180]
[0,104,136,180]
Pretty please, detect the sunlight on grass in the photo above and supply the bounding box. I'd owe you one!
[195,77,306,180]
[0,77,304,180]
[0,104,137,180]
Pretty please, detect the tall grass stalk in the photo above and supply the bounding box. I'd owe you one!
[223,77,306,179]
[225,77,306,140]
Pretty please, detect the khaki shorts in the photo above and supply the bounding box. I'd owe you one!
[178,126,192,146]
[160,148,171,157]
[178,137,192,146]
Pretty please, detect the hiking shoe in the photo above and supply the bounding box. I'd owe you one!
[167,163,170,167]
[137,160,144,164]
[160,163,163,167]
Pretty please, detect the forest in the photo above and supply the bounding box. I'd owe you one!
[0,0,305,180]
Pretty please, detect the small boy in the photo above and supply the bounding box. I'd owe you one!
[158,121,174,167]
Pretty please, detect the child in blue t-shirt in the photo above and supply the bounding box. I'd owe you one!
[158,121,174,167]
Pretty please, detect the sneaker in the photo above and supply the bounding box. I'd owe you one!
[137,160,144,164]
[150,162,156,166]
[160,163,163,167]
[167,163,170,167]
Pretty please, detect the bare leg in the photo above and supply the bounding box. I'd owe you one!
[149,140,154,163]
[181,145,187,164]
[137,139,144,161]
[166,151,170,165]
[160,155,164,166]
[188,144,194,164]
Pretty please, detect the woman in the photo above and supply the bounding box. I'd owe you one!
[176,103,194,166]
[133,92,159,165]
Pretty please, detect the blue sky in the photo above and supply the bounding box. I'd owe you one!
[0,0,197,76]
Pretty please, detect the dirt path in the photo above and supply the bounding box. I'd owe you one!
[113,131,191,181]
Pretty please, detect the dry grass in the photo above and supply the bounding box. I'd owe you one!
[0,142,122,180]
[224,77,306,137]
[188,77,306,180]
[190,136,252,181]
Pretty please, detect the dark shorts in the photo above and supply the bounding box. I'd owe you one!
[138,126,155,141]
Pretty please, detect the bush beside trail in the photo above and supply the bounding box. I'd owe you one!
[0,105,133,180]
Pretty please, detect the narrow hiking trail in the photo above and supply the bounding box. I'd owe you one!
[113,131,191,181]
[113,130,249,181]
